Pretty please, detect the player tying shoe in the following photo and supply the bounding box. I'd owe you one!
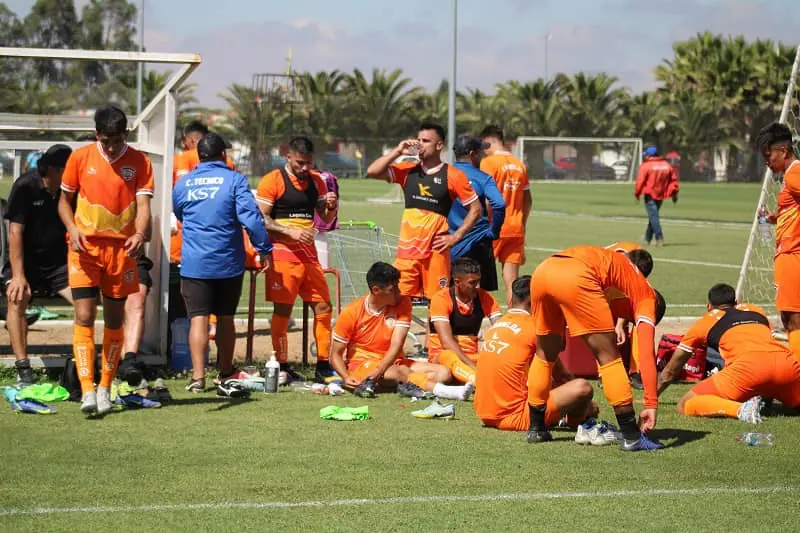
[475,277,618,445]
[58,105,153,416]
[428,257,502,384]
[658,283,800,422]
[527,245,663,450]
[257,137,338,384]
[756,122,800,362]
[329,262,473,401]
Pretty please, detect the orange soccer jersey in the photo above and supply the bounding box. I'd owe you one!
[604,241,642,254]
[775,160,800,256]
[389,162,477,260]
[428,287,502,359]
[256,169,327,264]
[331,295,413,364]
[480,152,529,238]
[61,143,154,239]
[474,309,537,423]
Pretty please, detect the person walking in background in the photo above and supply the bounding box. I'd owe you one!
[634,146,679,247]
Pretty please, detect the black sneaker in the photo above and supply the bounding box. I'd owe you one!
[354,378,377,398]
[118,352,145,387]
[397,382,433,399]
[629,373,644,390]
[526,429,553,443]
[314,360,343,385]
[216,378,250,399]
[279,364,306,385]
[15,359,36,387]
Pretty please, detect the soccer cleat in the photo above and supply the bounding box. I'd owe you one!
[575,419,620,446]
[216,378,250,399]
[314,360,343,385]
[15,361,36,387]
[117,394,161,409]
[96,386,112,415]
[151,379,172,403]
[185,378,205,393]
[279,364,306,386]
[412,400,455,419]
[737,396,764,424]
[461,381,475,401]
[621,434,664,451]
[354,378,377,398]
[397,382,434,399]
[525,429,553,443]
[629,373,644,391]
[80,391,98,414]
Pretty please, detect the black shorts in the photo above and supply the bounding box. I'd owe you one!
[2,262,69,298]
[462,238,499,292]
[137,255,153,289]
[180,274,243,318]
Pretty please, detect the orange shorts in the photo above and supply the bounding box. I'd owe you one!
[68,237,139,299]
[394,253,450,298]
[493,236,525,265]
[481,400,561,431]
[774,253,800,312]
[692,351,800,409]
[531,256,614,337]
[266,260,330,305]
[347,357,414,381]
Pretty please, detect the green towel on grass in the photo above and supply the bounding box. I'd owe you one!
[320,405,369,421]
[16,383,69,403]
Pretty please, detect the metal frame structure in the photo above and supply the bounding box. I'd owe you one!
[0,47,201,360]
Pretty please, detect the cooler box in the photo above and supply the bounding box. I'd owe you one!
[558,329,632,379]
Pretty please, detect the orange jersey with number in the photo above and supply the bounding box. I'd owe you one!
[480,152,529,238]
[389,162,477,260]
[776,160,800,256]
[332,295,413,362]
[61,143,154,240]
[428,288,502,356]
[474,309,537,421]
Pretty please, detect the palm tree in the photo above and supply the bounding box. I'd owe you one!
[296,69,347,149]
[456,88,512,137]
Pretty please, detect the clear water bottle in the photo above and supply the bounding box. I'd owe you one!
[736,432,774,447]
[758,205,771,244]
[264,353,280,394]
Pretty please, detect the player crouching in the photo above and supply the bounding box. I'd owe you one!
[329,262,473,401]
[475,277,622,445]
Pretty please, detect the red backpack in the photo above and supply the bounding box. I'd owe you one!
[656,334,706,382]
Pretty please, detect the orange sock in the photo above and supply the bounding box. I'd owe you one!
[683,395,740,418]
[439,350,476,384]
[99,327,124,388]
[599,358,633,407]
[544,396,561,426]
[527,357,555,408]
[314,311,332,362]
[73,324,96,395]
[789,330,800,364]
[270,314,290,363]
[408,371,429,391]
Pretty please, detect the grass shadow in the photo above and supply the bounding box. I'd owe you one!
[168,396,255,411]
[648,428,710,448]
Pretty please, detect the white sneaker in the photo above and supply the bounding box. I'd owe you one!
[80,391,98,414]
[461,381,475,401]
[575,420,620,446]
[96,386,112,415]
[737,396,764,424]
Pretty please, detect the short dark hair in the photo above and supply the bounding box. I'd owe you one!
[419,122,445,142]
[627,249,654,278]
[184,120,209,137]
[366,261,400,289]
[94,105,127,136]
[288,136,314,154]
[197,132,227,162]
[480,125,504,143]
[38,144,72,174]
[708,283,736,307]
[756,122,794,155]
[452,257,481,277]
[655,289,666,325]
[511,275,531,304]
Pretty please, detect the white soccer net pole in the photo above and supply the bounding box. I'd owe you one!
[735,45,800,301]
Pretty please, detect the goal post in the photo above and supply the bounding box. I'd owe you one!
[735,44,800,307]
[514,136,643,182]
[0,47,201,361]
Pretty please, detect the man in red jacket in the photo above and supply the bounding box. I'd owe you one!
[634,146,679,247]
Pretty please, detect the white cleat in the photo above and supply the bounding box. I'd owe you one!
[575,419,621,446]
[96,386,113,415]
[80,391,98,414]
[737,396,764,424]
[461,381,475,401]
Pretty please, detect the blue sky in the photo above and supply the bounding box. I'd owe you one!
[6,0,799,107]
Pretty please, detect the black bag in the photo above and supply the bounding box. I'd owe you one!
[59,356,102,402]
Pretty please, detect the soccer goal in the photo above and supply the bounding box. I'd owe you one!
[514,136,643,182]
[736,45,800,313]
[0,47,200,364]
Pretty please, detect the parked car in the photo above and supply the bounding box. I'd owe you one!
[611,159,630,181]
[543,160,567,180]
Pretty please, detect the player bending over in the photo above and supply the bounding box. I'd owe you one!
[329,262,473,401]
[658,283,800,422]
[527,245,663,451]
[428,257,502,384]
[475,276,622,445]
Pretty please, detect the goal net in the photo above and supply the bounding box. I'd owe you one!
[514,136,643,182]
[736,45,800,318]
[327,221,395,307]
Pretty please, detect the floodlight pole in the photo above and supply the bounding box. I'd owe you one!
[136,0,145,116]
[447,0,458,163]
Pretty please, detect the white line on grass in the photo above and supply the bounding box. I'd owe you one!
[0,486,795,517]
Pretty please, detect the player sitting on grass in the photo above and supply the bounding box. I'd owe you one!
[475,276,620,445]
[428,257,502,384]
[329,262,474,401]
[658,283,800,423]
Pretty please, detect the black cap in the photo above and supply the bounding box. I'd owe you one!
[453,135,489,157]
[197,132,227,161]
[39,144,72,171]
